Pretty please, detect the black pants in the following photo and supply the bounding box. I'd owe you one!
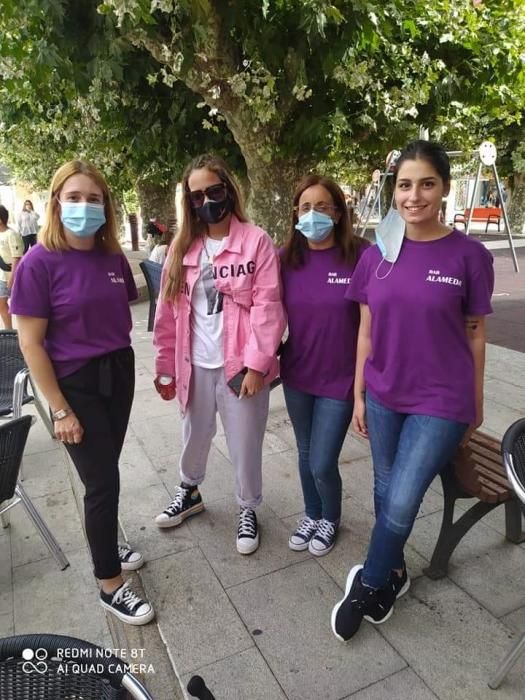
[58,347,135,579]
[22,234,37,253]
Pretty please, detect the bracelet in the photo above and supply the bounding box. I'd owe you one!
[51,407,72,422]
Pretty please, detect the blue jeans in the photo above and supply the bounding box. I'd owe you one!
[362,393,468,588]
[283,384,353,523]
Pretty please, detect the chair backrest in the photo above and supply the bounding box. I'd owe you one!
[139,260,162,301]
[0,331,30,416]
[0,633,153,699]
[501,417,525,506]
[0,416,32,503]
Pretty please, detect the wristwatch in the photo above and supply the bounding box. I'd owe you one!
[52,407,72,422]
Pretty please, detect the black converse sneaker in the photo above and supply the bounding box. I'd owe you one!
[236,507,259,555]
[155,483,204,528]
[100,581,155,626]
[308,518,337,556]
[118,544,144,571]
[389,564,411,600]
[288,516,319,551]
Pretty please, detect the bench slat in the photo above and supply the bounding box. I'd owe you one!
[473,463,512,491]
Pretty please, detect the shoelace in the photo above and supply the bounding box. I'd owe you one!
[294,517,318,538]
[117,545,130,559]
[238,508,256,538]
[315,519,336,542]
[164,486,189,516]
[113,582,143,612]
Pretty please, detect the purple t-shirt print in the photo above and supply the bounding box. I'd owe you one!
[10,243,138,378]
[345,229,494,424]
[280,244,367,401]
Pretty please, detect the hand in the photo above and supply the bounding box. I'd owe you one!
[154,376,176,401]
[352,396,368,439]
[461,405,483,446]
[239,369,264,398]
[54,412,83,445]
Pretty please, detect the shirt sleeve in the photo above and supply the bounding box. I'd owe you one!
[8,230,24,259]
[10,255,51,318]
[345,246,372,304]
[121,255,138,302]
[463,244,494,316]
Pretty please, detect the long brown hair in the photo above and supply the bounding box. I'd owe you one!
[282,175,366,268]
[162,153,248,300]
[39,160,121,253]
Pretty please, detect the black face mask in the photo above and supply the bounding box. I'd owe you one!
[196,197,232,224]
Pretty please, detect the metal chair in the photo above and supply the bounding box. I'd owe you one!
[139,260,162,332]
[489,417,525,690]
[0,633,154,699]
[0,416,69,570]
[0,329,54,437]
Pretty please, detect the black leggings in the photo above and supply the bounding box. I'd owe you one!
[22,234,37,253]
[58,347,135,579]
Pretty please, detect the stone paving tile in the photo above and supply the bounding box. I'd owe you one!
[213,427,290,460]
[129,411,184,461]
[501,604,525,634]
[410,511,525,618]
[260,449,312,519]
[0,534,12,615]
[182,647,287,700]
[12,548,108,642]
[378,576,524,699]
[140,549,253,675]
[129,386,177,424]
[186,497,310,589]
[484,376,525,413]
[133,359,156,392]
[228,559,405,700]
[118,439,163,494]
[18,447,70,499]
[343,667,438,699]
[23,417,60,457]
[9,488,85,568]
[118,482,196,562]
[131,340,156,361]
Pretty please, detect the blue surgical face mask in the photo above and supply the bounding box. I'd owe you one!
[375,206,405,263]
[295,209,334,242]
[60,202,106,238]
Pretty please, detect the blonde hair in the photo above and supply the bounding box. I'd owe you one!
[40,160,121,253]
[162,154,248,300]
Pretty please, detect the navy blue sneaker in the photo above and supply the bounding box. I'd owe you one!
[390,565,411,600]
[331,565,375,642]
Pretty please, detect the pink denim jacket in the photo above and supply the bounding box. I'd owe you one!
[153,216,287,411]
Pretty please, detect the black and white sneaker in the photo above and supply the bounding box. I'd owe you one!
[308,518,337,556]
[237,507,259,555]
[118,543,144,571]
[289,516,319,551]
[100,581,155,626]
[363,578,397,625]
[155,483,204,528]
[389,564,411,600]
[331,565,369,642]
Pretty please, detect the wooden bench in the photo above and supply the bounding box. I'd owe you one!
[424,430,525,579]
[454,207,502,232]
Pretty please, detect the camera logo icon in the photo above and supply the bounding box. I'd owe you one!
[22,648,48,674]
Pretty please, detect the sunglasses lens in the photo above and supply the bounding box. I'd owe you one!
[207,184,227,202]
[189,191,204,208]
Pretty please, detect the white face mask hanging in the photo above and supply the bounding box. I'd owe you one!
[374,206,406,280]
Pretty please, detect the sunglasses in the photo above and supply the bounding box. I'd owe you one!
[188,183,227,209]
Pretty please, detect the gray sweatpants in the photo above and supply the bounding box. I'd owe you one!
[179,365,270,508]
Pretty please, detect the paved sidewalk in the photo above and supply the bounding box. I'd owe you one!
[2,296,524,700]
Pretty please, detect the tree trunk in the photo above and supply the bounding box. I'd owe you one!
[243,156,306,244]
[508,172,525,235]
[136,179,177,239]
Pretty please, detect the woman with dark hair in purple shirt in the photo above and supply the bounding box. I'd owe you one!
[331,141,494,642]
[280,175,368,556]
[10,160,154,626]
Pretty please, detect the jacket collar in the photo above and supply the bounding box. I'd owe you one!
[182,215,244,266]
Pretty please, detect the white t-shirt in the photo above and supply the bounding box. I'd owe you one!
[191,236,226,368]
[0,227,24,283]
[149,244,167,265]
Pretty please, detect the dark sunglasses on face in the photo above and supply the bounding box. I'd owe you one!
[188,183,227,209]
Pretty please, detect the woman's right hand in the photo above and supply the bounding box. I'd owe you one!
[154,376,176,401]
[352,396,368,439]
[54,412,84,445]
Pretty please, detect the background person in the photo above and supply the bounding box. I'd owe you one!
[11,160,154,626]
[331,140,494,642]
[18,199,40,252]
[149,228,174,265]
[153,153,286,555]
[280,175,368,556]
[0,204,24,329]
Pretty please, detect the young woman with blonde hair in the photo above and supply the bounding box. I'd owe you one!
[11,160,154,625]
[153,153,286,554]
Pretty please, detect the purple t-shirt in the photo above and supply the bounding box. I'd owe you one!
[280,244,367,401]
[345,230,494,423]
[10,243,138,378]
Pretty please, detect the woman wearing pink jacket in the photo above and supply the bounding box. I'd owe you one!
[153,154,286,554]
